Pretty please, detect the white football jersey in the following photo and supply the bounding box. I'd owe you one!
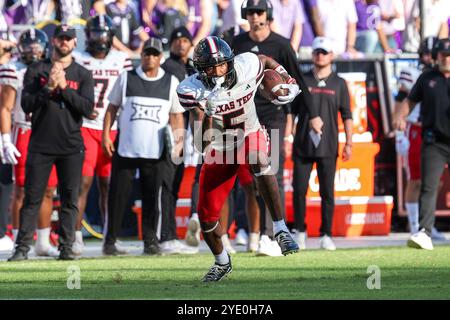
[398,66,421,123]
[73,49,132,130]
[177,52,264,151]
[0,61,30,128]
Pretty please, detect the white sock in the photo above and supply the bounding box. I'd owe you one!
[75,231,83,243]
[12,229,18,243]
[214,248,230,265]
[191,213,199,220]
[405,202,419,234]
[221,234,230,244]
[273,220,289,234]
[36,228,51,248]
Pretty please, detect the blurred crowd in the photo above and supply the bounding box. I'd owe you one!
[0,0,449,58]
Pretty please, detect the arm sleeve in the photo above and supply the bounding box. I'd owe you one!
[60,68,95,118]
[176,78,201,110]
[21,64,51,114]
[408,74,423,103]
[0,64,20,89]
[339,79,353,121]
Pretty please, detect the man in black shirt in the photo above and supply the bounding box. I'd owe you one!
[158,27,198,254]
[231,0,322,255]
[292,37,353,251]
[8,25,95,261]
[397,37,450,250]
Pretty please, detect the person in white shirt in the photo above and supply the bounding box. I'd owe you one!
[316,0,359,56]
[102,37,185,256]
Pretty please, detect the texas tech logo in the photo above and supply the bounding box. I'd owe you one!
[130,102,161,123]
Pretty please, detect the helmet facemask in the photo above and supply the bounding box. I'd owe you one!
[86,29,112,56]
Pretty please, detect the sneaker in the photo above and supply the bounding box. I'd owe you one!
[201,256,232,282]
[320,235,336,251]
[0,235,14,252]
[235,229,248,246]
[431,227,446,241]
[221,234,236,254]
[407,229,434,250]
[35,244,60,257]
[172,239,199,254]
[7,249,28,262]
[274,231,299,255]
[160,240,178,254]
[248,232,259,252]
[160,240,196,255]
[296,232,307,250]
[256,235,283,257]
[115,240,130,254]
[72,234,84,256]
[185,216,201,247]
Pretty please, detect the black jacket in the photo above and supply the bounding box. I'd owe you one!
[21,58,94,155]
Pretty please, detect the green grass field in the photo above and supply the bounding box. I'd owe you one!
[1,245,449,300]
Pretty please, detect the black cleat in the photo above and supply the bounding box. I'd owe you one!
[275,230,299,255]
[143,243,161,256]
[59,249,77,260]
[103,244,128,256]
[201,256,232,282]
[7,250,28,262]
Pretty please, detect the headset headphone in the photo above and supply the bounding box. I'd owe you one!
[241,0,273,21]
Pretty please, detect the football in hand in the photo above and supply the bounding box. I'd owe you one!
[258,69,289,102]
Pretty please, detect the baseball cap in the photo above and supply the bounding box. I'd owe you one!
[244,0,272,12]
[143,37,163,53]
[53,24,76,39]
[436,38,450,55]
[312,37,333,53]
[170,26,193,44]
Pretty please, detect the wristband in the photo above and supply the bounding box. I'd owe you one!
[2,133,12,144]
[274,64,287,74]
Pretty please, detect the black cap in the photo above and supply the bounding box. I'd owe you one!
[169,26,193,44]
[143,37,163,53]
[53,24,76,39]
[436,38,450,55]
[245,0,271,11]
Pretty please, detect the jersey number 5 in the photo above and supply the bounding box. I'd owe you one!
[222,108,245,131]
[94,78,109,109]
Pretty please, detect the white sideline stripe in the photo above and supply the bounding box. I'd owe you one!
[307,196,394,205]
[175,196,394,208]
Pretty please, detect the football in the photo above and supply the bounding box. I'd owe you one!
[258,69,289,102]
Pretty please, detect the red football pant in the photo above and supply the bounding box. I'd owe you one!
[81,127,117,177]
[13,126,58,187]
[406,123,422,180]
[198,130,268,223]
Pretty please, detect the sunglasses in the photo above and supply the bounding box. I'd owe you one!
[247,9,265,16]
[313,49,330,56]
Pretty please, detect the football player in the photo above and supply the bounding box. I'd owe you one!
[73,15,133,256]
[177,36,300,282]
[393,36,445,240]
[0,28,59,256]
